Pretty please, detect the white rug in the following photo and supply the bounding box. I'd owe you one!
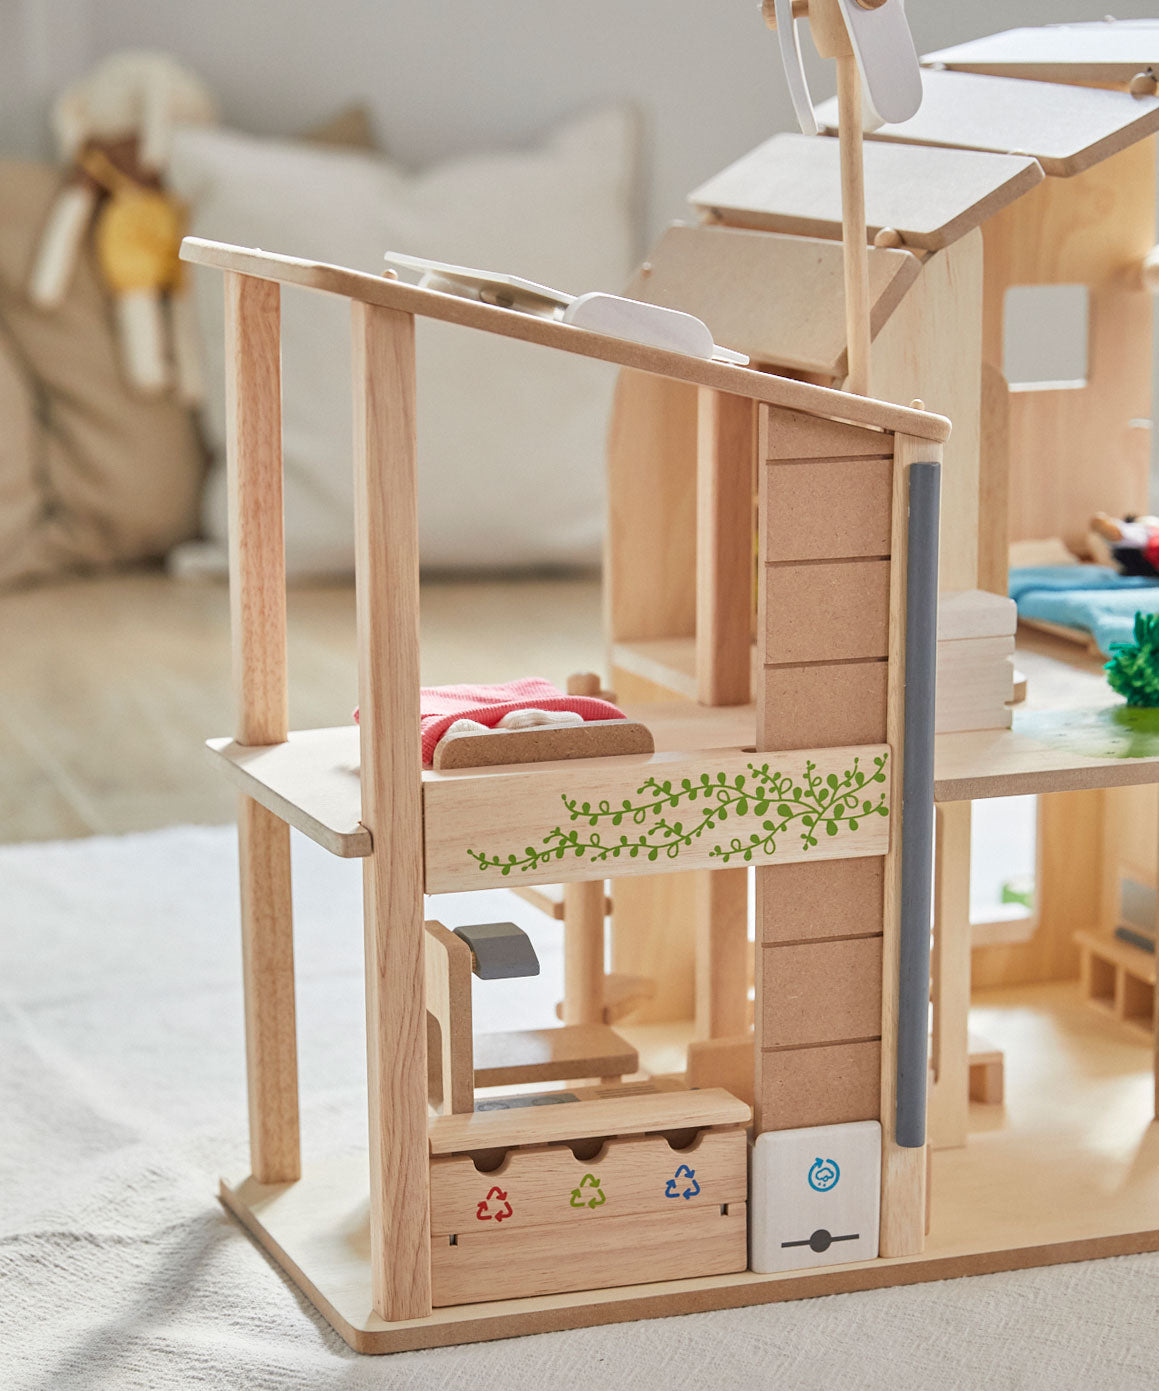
[2,825,1158,1390]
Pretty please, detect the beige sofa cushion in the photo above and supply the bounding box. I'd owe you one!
[0,159,206,587]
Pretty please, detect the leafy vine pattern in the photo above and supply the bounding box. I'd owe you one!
[465,754,888,876]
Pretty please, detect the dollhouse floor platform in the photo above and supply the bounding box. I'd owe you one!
[220,981,1159,1354]
[207,636,1159,862]
[206,701,754,858]
[935,631,1159,801]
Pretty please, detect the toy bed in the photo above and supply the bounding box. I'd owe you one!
[1009,564,1159,655]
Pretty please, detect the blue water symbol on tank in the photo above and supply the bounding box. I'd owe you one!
[808,1157,840,1192]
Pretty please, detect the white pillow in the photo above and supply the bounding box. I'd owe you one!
[167,108,636,575]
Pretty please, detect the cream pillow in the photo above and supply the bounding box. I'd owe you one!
[168,108,636,576]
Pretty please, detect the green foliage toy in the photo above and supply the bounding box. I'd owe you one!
[1106,611,1159,707]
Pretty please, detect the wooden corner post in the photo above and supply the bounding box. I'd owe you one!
[225,271,300,1186]
[351,300,432,1321]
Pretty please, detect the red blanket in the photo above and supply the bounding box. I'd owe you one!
[356,678,626,766]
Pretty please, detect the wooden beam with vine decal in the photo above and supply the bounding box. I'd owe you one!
[423,745,891,892]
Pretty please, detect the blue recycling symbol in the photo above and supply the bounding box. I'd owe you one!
[664,1164,701,1200]
[808,1157,840,1192]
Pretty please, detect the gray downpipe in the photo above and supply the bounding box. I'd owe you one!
[895,461,940,1150]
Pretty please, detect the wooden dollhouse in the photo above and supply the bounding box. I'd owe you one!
[604,15,1159,1157]
[183,229,948,1347]
[182,10,1159,1360]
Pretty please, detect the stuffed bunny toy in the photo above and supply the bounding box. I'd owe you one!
[27,51,217,399]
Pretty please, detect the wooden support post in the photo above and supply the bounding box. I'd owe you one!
[224,271,299,1186]
[696,389,755,706]
[695,869,750,1039]
[879,433,934,1257]
[563,881,607,1026]
[929,802,972,1150]
[836,55,872,397]
[352,301,431,1322]
[1154,807,1159,1121]
[562,675,610,1030]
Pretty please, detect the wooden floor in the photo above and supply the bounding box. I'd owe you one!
[221,980,1159,1353]
[0,568,603,845]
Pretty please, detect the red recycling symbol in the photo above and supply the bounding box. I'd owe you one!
[475,1185,513,1222]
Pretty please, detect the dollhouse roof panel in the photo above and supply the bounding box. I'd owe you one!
[815,70,1159,178]
[924,20,1159,86]
[181,238,949,439]
[689,134,1043,251]
[622,224,922,375]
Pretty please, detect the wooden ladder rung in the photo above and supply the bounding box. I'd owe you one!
[554,973,658,1025]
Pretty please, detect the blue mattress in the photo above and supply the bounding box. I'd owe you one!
[1009,564,1159,655]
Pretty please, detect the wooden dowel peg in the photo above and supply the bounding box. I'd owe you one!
[836,55,872,397]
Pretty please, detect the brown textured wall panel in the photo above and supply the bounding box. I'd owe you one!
[757,1039,882,1130]
[763,406,893,461]
[764,559,890,664]
[759,659,888,750]
[759,937,884,1047]
[764,457,893,561]
[757,858,886,945]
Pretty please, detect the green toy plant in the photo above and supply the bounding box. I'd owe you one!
[1106,612,1159,707]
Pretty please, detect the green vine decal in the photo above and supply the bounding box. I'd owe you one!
[466,754,888,876]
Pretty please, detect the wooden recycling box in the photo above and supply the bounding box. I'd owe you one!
[427,1087,751,1306]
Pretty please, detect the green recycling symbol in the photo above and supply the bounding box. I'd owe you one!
[569,1173,607,1209]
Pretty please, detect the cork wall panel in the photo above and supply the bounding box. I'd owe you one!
[757,857,886,945]
[759,936,884,1047]
[764,457,893,561]
[759,659,888,750]
[756,1039,882,1130]
[763,559,890,664]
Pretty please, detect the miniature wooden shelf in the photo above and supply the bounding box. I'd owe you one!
[1075,929,1156,1039]
[474,1024,638,1089]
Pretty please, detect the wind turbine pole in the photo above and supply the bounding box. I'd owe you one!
[835,51,871,396]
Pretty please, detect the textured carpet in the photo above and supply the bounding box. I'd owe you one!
[2,825,1158,1390]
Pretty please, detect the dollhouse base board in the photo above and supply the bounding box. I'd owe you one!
[219,983,1159,1355]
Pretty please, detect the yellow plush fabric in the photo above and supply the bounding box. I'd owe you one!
[0,159,206,587]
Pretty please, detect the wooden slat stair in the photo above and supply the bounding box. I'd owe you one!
[474,1024,638,1089]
